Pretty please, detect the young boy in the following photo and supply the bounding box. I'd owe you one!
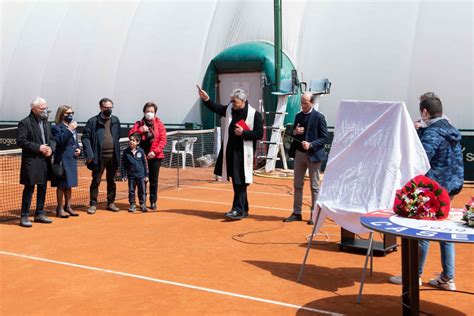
[121,133,148,212]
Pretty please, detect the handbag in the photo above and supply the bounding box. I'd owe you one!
[51,162,64,179]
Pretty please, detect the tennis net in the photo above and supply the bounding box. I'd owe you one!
[0,128,217,220]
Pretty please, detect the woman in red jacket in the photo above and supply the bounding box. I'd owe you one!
[129,102,167,210]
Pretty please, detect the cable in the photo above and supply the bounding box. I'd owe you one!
[231,223,339,245]
[419,288,474,295]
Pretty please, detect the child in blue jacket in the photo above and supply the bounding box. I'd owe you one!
[121,133,149,212]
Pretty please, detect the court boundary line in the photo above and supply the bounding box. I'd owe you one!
[0,250,342,315]
[159,196,314,213]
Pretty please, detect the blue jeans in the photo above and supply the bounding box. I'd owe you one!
[128,176,146,205]
[418,240,455,279]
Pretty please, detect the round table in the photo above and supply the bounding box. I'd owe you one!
[360,209,474,316]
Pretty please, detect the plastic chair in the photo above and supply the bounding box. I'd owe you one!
[272,79,294,96]
[309,78,331,95]
[169,137,197,169]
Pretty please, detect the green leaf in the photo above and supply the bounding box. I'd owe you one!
[434,189,442,196]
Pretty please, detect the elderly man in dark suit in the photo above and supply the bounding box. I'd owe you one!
[284,92,328,224]
[17,97,56,227]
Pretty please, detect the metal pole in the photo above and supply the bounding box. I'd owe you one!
[357,232,374,304]
[274,0,282,91]
[297,205,322,282]
[176,134,180,189]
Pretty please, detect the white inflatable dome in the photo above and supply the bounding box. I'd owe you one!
[1,0,472,129]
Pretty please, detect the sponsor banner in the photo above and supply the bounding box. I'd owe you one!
[461,135,474,181]
[0,126,18,150]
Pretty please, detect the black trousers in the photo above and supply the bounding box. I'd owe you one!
[148,158,162,204]
[128,176,146,205]
[231,181,249,213]
[89,156,117,206]
[21,184,47,217]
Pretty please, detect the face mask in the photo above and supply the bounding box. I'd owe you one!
[39,110,49,121]
[102,109,112,118]
[145,112,155,121]
[64,114,74,123]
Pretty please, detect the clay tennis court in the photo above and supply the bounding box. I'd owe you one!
[0,168,472,315]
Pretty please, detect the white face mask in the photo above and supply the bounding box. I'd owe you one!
[145,112,155,120]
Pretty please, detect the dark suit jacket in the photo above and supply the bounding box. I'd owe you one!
[289,109,328,162]
[81,113,121,170]
[17,112,56,185]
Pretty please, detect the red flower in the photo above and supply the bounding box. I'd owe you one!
[393,175,450,220]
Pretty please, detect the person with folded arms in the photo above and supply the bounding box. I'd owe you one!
[198,87,263,220]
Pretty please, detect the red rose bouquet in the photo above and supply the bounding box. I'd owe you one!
[393,175,450,220]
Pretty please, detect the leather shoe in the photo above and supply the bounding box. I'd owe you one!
[20,217,32,228]
[106,203,120,212]
[225,209,245,220]
[64,206,79,216]
[34,214,53,224]
[307,219,314,225]
[87,205,97,214]
[56,207,70,218]
[150,202,157,210]
[283,213,302,222]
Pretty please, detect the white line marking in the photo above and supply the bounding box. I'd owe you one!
[179,184,294,197]
[178,184,313,200]
[159,196,301,212]
[0,251,342,315]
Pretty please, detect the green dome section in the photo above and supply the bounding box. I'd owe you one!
[200,41,299,129]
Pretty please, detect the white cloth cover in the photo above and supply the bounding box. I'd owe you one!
[312,100,430,234]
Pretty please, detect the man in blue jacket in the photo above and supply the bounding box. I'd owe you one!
[390,96,464,290]
[82,98,121,214]
[284,92,328,224]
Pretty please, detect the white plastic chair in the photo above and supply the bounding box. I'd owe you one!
[169,137,197,169]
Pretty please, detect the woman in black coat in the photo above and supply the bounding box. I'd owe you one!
[51,105,81,217]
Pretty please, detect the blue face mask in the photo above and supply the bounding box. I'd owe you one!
[64,114,74,123]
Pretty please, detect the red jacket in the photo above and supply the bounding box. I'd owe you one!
[129,117,167,159]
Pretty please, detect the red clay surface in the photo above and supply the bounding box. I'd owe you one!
[1,170,472,315]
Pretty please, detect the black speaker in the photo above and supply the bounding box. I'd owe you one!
[339,228,398,256]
